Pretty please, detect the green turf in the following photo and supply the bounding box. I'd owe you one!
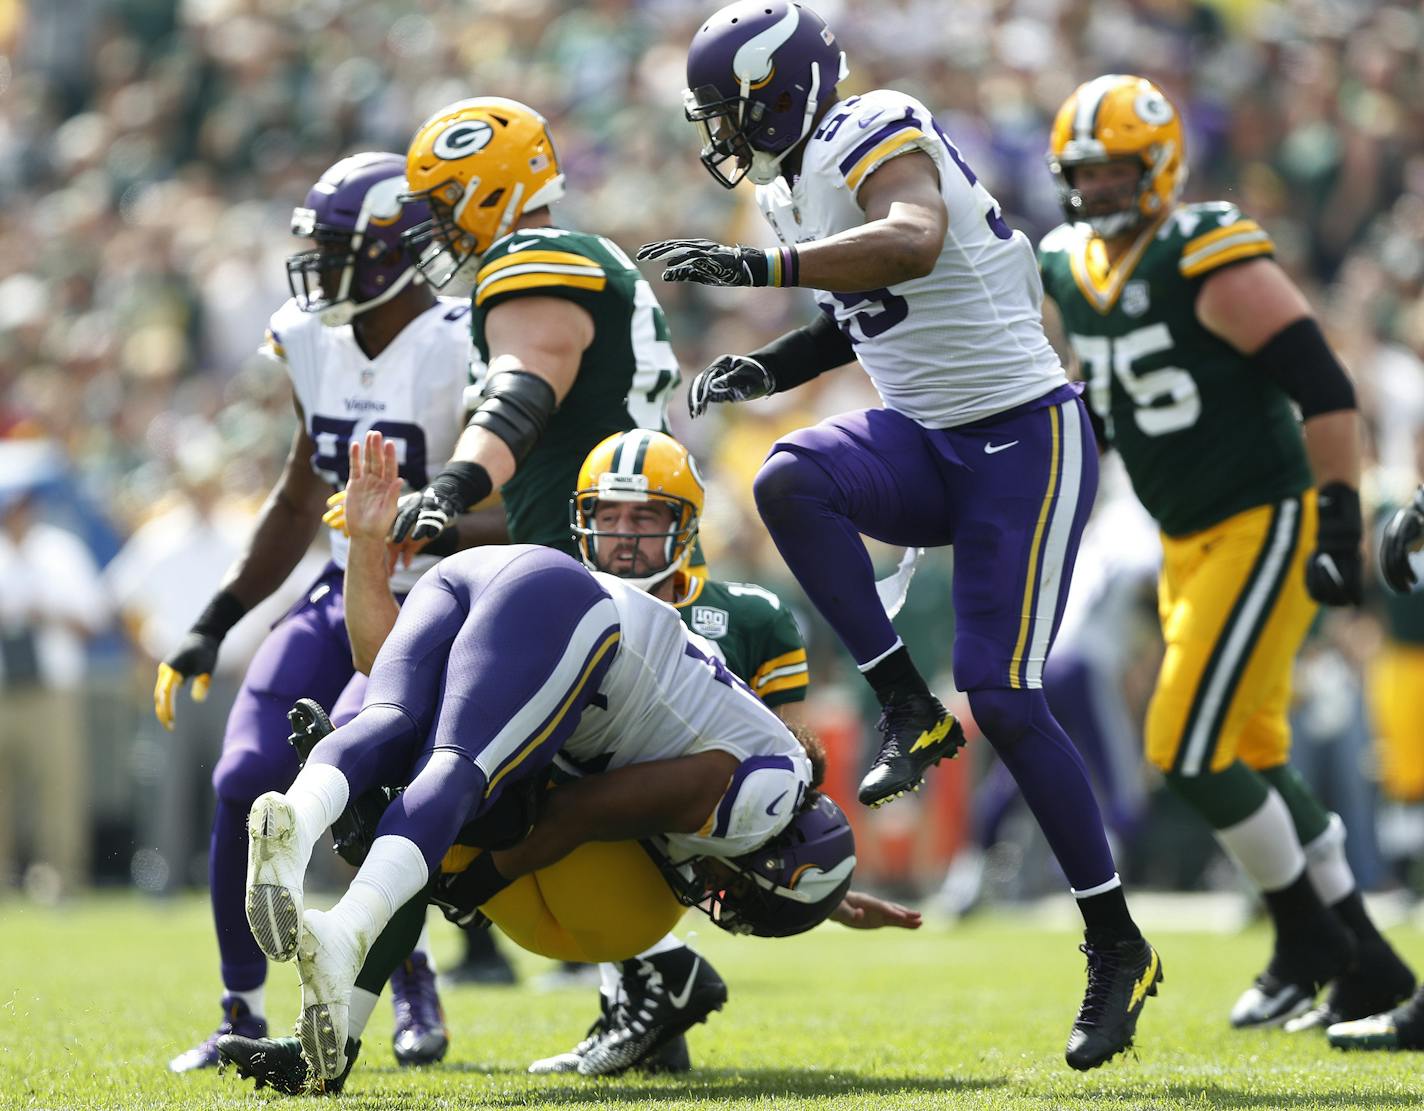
[2,895,1421,1110]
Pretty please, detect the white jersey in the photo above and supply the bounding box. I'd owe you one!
[560,572,811,862]
[263,297,476,592]
[756,89,1066,428]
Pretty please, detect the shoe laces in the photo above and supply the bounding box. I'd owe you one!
[618,958,669,1036]
[390,955,443,1032]
[1076,942,1125,1028]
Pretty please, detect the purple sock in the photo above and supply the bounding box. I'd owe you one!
[967,688,1117,891]
[211,797,266,991]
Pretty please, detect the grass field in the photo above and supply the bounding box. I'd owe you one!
[3,895,1423,1110]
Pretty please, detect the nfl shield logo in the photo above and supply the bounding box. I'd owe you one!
[360,368,375,389]
[690,606,728,639]
[1122,280,1151,318]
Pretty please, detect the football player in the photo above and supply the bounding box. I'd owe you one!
[237,538,860,1085]
[1037,74,1414,1030]
[639,0,1158,1070]
[523,427,811,1076]
[157,154,472,1073]
[383,97,681,561]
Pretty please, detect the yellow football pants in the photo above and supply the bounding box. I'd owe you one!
[1370,644,1424,802]
[441,840,687,963]
[1146,493,1318,776]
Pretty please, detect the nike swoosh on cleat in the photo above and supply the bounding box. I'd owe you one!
[984,440,1019,454]
[1129,949,1160,1010]
[765,791,787,817]
[667,958,701,1010]
[909,716,954,754]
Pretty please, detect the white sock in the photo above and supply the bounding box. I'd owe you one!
[411,922,436,973]
[349,986,380,1040]
[229,985,264,1020]
[330,835,429,943]
[1215,789,1306,892]
[1304,812,1355,906]
[598,961,621,1005]
[284,763,351,856]
[636,933,685,959]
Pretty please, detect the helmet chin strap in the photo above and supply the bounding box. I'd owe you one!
[746,59,824,186]
[319,264,421,327]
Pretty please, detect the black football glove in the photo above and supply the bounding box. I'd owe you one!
[391,463,492,544]
[687,355,776,419]
[1380,485,1424,595]
[637,239,773,287]
[1305,482,1364,606]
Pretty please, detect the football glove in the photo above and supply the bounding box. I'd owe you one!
[1305,483,1364,606]
[391,464,492,544]
[322,489,349,536]
[154,633,219,731]
[1380,485,1424,595]
[638,239,773,287]
[687,355,776,419]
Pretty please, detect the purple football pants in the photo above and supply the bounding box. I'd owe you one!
[755,385,1119,891]
[209,564,365,992]
[306,546,621,874]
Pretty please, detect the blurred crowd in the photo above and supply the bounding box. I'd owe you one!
[0,0,1422,904]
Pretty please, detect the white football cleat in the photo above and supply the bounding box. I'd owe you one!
[296,908,366,1081]
[245,792,306,962]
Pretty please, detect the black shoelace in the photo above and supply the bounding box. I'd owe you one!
[1076,942,1126,1027]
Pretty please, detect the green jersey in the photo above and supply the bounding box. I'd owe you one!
[1039,203,1312,537]
[674,575,809,709]
[471,227,680,554]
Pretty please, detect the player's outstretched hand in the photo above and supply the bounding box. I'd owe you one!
[686,355,775,419]
[829,890,923,931]
[154,638,217,731]
[344,431,403,541]
[637,239,773,287]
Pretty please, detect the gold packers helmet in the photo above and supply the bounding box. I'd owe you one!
[1047,75,1186,237]
[402,97,565,287]
[571,429,705,591]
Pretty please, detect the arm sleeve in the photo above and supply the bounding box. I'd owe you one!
[750,312,855,394]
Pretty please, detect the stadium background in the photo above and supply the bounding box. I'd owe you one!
[0,0,1421,917]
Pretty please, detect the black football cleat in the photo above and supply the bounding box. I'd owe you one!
[1285,934,1416,1033]
[1230,914,1355,1028]
[288,698,334,762]
[857,693,965,808]
[528,994,692,1075]
[217,1034,361,1095]
[1065,936,1162,1071]
[577,949,727,1076]
[1327,983,1424,1051]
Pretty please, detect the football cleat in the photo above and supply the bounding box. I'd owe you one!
[168,993,266,1073]
[287,698,334,762]
[528,994,693,1075]
[218,1034,361,1094]
[245,792,306,962]
[1327,984,1424,1051]
[1065,935,1162,1071]
[577,950,727,1076]
[1285,935,1416,1033]
[390,951,450,1066]
[1230,916,1355,1028]
[857,693,965,808]
[296,908,367,1081]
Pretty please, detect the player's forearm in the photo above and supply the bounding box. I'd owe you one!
[1302,409,1362,491]
[344,536,399,674]
[218,482,325,610]
[450,424,517,490]
[794,205,942,291]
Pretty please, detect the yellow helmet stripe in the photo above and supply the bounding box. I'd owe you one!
[477,249,605,282]
[475,270,608,306]
[843,130,927,192]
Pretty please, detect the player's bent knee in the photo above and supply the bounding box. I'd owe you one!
[212,744,298,805]
[753,449,836,519]
[967,687,1037,748]
[482,841,685,963]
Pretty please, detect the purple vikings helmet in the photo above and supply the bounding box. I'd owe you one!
[286,153,430,327]
[684,0,849,188]
[659,793,856,938]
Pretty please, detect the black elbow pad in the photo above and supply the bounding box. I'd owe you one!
[1251,317,1356,418]
[468,369,558,463]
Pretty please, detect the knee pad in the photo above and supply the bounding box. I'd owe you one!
[967,688,1039,748]
[753,449,837,522]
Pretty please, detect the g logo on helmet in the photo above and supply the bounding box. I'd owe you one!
[433,120,494,160]
[1134,90,1174,127]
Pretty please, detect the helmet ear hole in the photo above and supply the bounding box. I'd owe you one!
[480,188,506,209]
